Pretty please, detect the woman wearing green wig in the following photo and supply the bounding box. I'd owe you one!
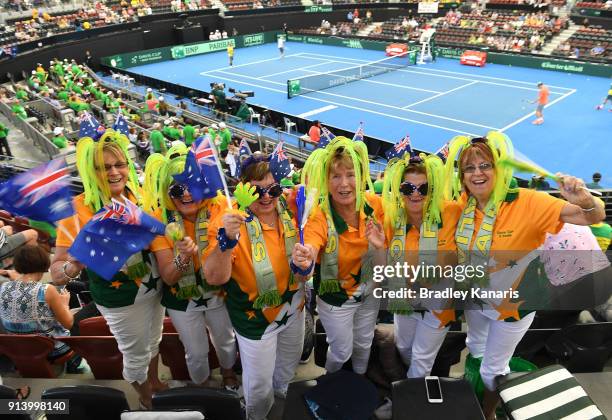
[444,132,604,419]
[382,151,461,379]
[51,129,167,408]
[301,136,386,375]
[144,144,239,391]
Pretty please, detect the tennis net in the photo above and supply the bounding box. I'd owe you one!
[287,50,417,98]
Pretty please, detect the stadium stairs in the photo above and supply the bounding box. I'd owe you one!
[542,21,580,55]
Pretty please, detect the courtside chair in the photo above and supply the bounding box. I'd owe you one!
[545,322,612,373]
[0,334,74,378]
[283,117,296,134]
[42,385,130,420]
[248,107,261,125]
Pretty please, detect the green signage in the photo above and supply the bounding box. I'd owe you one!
[243,32,265,47]
[305,5,333,13]
[172,39,236,59]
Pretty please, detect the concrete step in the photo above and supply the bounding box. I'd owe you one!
[357,23,380,37]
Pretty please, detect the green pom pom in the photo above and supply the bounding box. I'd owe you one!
[387,299,413,315]
[176,284,202,300]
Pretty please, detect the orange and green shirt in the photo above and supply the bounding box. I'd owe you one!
[204,205,304,340]
[462,188,565,321]
[149,200,224,312]
[56,192,161,308]
[304,193,384,307]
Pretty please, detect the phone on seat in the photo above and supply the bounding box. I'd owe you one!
[425,376,443,403]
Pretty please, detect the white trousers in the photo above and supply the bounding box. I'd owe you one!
[167,305,237,385]
[97,292,165,384]
[394,312,449,378]
[316,294,380,374]
[236,310,305,420]
[465,310,535,390]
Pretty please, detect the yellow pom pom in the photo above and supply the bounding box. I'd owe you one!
[165,222,185,242]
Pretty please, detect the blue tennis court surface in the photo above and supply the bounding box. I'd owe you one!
[127,42,611,185]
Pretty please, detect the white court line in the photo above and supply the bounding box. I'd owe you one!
[297,105,338,118]
[260,60,336,78]
[202,71,480,136]
[403,81,479,108]
[296,52,573,93]
[499,88,576,132]
[301,69,442,93]
[199,54,302,74]
[209,69,498,130]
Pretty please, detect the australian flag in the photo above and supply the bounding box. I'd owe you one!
[270,141,291,183]
[385,134,412,160]
[1,46,16,58]
[69,198,165,280]
[0,158,74,223]
[234,138,252,179]
[352,122,364,142]
[435,142,449,163]
[172,135,224,202]
[112,112,130,137]
[318,126,335,149]
[79,112,103,139]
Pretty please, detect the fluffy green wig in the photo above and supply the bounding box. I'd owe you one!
[143,143,189,224]
[76,129,140,213]
[302,136,374,218]
[382,153,445,232]
[443,131,514,212]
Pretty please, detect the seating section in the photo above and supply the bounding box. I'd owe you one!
[0,334,74,378]
[574,1,610,10]
[552,26,611,61]
[369,15,432,41]
[435,9,567,53]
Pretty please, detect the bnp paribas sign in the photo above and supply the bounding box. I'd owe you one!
[243,33,265,47]
[172,39,236,59]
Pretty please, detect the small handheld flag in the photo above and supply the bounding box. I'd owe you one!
[385,135,411,160]
[352,122,364,142]
[235,138,253,178]
[269,141,291,183]
[434,142,449,163]
[112,112,130,137]
[69,197,165,280]
[295,185,317,245]
[318,126,335,149]
[0,158,74,222]
[78,112,102,139]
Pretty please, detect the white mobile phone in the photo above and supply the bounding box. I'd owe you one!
[425,376,443,403]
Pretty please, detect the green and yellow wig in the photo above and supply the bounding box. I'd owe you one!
[143,143,189,224]
[76,129,140,213]
[443,131,514,212]
[383,153,445,232]
[302,136,374,218]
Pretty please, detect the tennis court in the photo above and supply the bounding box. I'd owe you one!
[125,41,611,184]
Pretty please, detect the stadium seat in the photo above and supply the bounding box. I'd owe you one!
[0,334,74,378]
[79,316,112,336]
[0,385,31,420]
[42,385,130,420]
[545,322,612,373]
[430,331,467,377]
[248,107,261,125]
[152,387,243,420]
[513,329,558,363]
[283,117,296,134]
[56,336,124,379]
[282,379,317,420]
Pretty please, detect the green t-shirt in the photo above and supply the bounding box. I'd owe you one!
[12,105,27,120]
[218,128,231,151]
[150,130,167,154]
[0,124,8,138]
[15,90,28,101]
[182,125,195,146]
[235,102,250,121]
[52,135,68,149]
[163,126,181,140]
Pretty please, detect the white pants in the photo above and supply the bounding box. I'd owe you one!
[167,305,237,385]
[465,310,535,391]
[96,293,165,385]
[394,312,449,378]
[236,310,305,420]
[316,294,380,374]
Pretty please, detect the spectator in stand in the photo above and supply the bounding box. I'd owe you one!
[0,122,11,159]
[590,43,605,57]
[52,127,72,149]
[157,96,169,116]
[586,173,602,189]
[308,120,321,144]
[217,122,232,159]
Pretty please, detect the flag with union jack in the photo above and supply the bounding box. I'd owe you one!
[172,135,224,202]
[79,112,103,139]
[318,126,335,149]
[352,122,364,142]
[435,142,449,163]
[234,138,253,179]
[112,112,130,137]
[0,158,74,222]
[269,141,291,182]
[385,134,412,160]
[69,197,165,280]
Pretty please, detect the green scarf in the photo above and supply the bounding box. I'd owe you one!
[245,199,297,309]
[173,207,220,300]
[387,208,439,314]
